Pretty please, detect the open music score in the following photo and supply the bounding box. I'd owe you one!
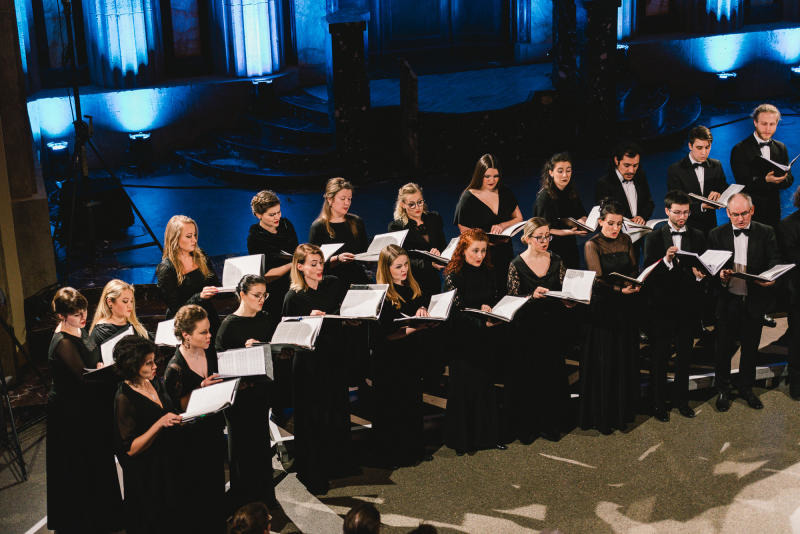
[688,183,744,209]
[155,319,180,346]
[354,230,409,262]
[215,254,265,292]
[217,345,274,379]
[675,249,732,276]
[411,237,460,265]
[180,378,240,422]
[394,289,456,325]
[544,269,596,305]
[464,295,528,322]
[729,263,796,282]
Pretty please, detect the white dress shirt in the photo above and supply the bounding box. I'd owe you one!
[663,221,685,270]
[730,224,750,296]
[754,132,771,160]
[688,154,705,195]
[616,169,637,218]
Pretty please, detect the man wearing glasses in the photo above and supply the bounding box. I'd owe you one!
[708,193,781,412]
[643,190,707,421]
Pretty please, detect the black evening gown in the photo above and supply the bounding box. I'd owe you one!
[579,233,641,434]
[443,263,504,452]
[282,275,352,493]
[505,253,571,442]
[247,218,299,329]
[46,331,124,533]
[308,215,369,286]
[388,211,447,296]
[532,188,588,268]
[156,255,221,334]
[373,285,429,466]
[114,379,182,534]
[164,348,227,533]
[453,185,520,287]
[215,312,276,506]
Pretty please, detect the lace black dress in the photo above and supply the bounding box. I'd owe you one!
[114,379,182,534]
[215,312,276,506]
[156,256,221,334]
[505,253,570,442]
[443,263,504,452]
[308,215,369,286]
[533,188,588,268]
[282,276,352,493]
[164,348,227,533]
[46,331,123,532]
[247,218,299,328]
[373,284,429,466]
[388,212,447,296]
[579,233,641,434]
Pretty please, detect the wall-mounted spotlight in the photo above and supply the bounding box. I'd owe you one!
[716,71,737,79]
[250,78,276,115]
[128,132,153,175]
[714,71,738,101]
[44,140,71,182]
[791,66,800,91]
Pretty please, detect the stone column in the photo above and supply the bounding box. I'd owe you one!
[513,0,552,63]
[210,0,283,77]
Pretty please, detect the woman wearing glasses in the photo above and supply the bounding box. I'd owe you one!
[505,218,572,444]
[388,183,448,296]
[215,274,276,506]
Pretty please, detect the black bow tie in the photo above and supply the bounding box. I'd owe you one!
[758,140,772,148]
[692,162,707,169]
[734,228,750,237]
[671,231,685,236]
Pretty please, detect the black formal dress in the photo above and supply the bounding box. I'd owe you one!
[46,331,124,533]
[532,188,588,268]
[594,168,654,221]
[443,263,504,452]
[579,233,641,434]
[666,156,728,235]
[779,210,800,394]
[505,253,570,442]
[453,185,520,287]
[389,211,447,296]
[164,348,227,533]
[215,312,276,506]
[114,379,181,534]
[373,285,429,466]
[156,256,221,334]
[247,218,299,328]
[731,134,794,228]
[308,215,369,286]
[708,222,781,392]
[643,224,707,411]
[282,276,352,493]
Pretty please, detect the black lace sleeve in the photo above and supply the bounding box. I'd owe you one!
[444,273,461,308]
[164,360,189,410]
[114,386,138,455]
[559,261,567,285]
[507,263,523,296]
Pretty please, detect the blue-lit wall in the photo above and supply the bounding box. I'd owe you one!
[210,0,283,77]
[294,0,329,83]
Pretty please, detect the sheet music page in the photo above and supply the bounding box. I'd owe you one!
[440,237,460,260]
[584,206,601,230]
[500,221,526,237]
[182,379,239,420]
[427,290,456,319]
[718,184,745,205]
[561,269,596,301]
[100,326,133,365]
[217,345,272,378]
[699,249,733,275]
[637,259,662,282]
[339,289,387,318]
[757,263,796,280]
[358,230,409,258]
[490,295,528,319]
[220,254,264,289]
[319,243,344,261]
[271,317,324,348]
[155,319,180,346]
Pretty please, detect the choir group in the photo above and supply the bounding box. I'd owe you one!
[45,103,799,533]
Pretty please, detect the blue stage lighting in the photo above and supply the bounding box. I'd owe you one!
[792,66,800,76]
[46,141,69,151]
[44,141,71,181]
[699,33,744,73]
[773,29,800,64]
[128,132,151,140]
[716,72,737,79]
[107,88,161,132]
[30,98,74,139]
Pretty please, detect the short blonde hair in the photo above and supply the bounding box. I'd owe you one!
[393,182,426,224]
[752,103,781,122]
[289,244,324,292]
[520,217,550,245]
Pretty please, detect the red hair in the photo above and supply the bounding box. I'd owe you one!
[444,229,492,275]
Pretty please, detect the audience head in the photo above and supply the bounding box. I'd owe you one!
[114,335,158,382]
[467,153,502,191]
[521,217,552,252]
[445,228,491,275]
[162,214,211,283]
[541,152,576,197]
[726,192,754,229]
[251,190,282,232]
[407,525,438,534]
[612,142,642,181]
[376,244,422,308]
[598,198,625,239]
[290,243,324,292]
[236,274,268,311]
[664,190,691,229]
[227,502,271,534]
[319,177,357,238]
[394,182,427,224]
[343,503,381,534]
[51,287,88,329]
[173,304,211,349]
[687,126,713,163]
[89,279,148,337]
[751,103,780,141]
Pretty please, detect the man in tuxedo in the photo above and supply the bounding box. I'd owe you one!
[730,103,793,229]
[667,126,728,235]
[644,190,706,421]
[708,193,780,412]
[595,142,654,225]
[778,188,800,400]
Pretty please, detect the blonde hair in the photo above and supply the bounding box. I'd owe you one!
[393,182,426,224]
[520,217,550,245]
[376,245,422,309]
[289,244,324,292]
[317,177,358,238]
[752,103,781,122]
[89,279,148,337]
[162,215,212,285]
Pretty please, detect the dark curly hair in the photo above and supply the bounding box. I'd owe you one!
[113,335,158,380]
[444,228,492,275]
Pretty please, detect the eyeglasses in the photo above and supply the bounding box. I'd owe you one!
[729,210,750,218]
[404,200,425,208]
[531,234,552,242]
[249,292,268,301]
[669,209,690,216]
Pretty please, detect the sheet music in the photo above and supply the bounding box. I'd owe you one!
[100,326,133,366]
[500,221,526,237]
[217,345,273,379]
[440,237,459,260]
[489,295,528,319]
[270,317,324,349]
[155,319,180,346]
[610,259,662,285]
[585,206,600,231]
[760,154,799,173]
[181,378,240,421]
[677,249,732,276]
[354,230,409,261]
[691,183,745,209]
[427,290,455,319]
[331,285,389,319]
[216,254,264,292]
[319,243,344,262]
[545,269,596,304]
[731,263,796,282]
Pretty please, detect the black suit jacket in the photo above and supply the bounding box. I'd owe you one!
[595,168,654,221]
[666,156,728,235]
[778,210,800,306]
[730,135,794,227]
[643,224,707,316]
[707,221,781,315]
